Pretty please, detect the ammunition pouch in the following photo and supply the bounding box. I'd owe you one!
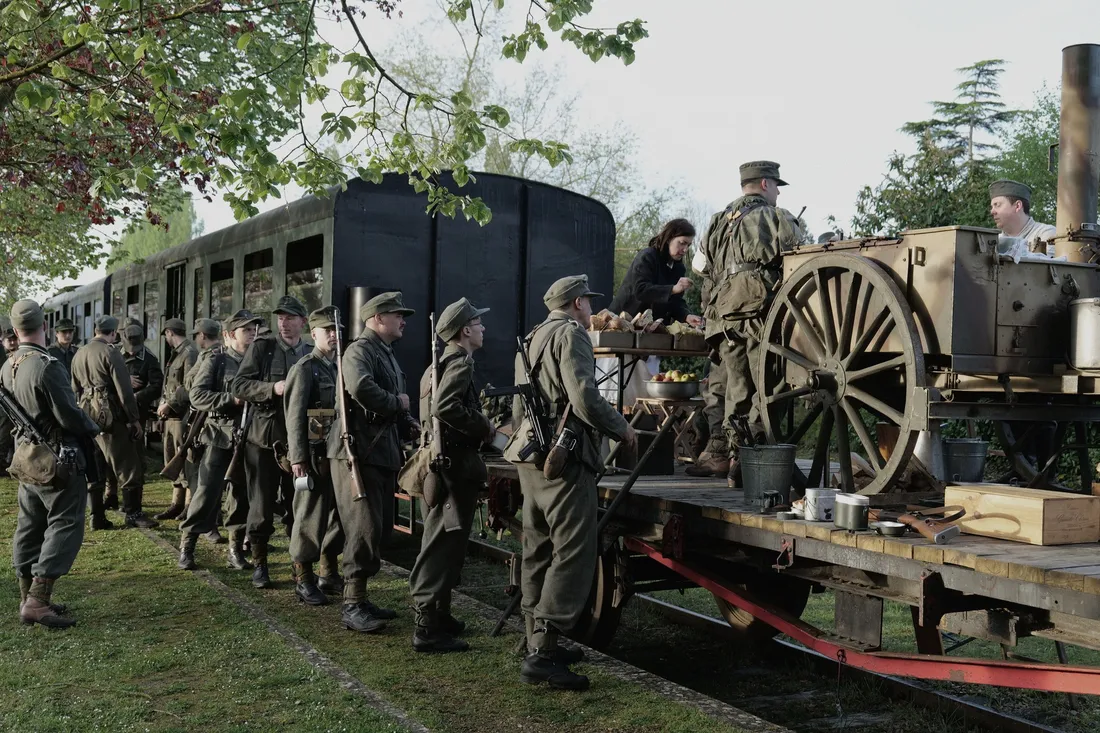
[307,408,335,442]
[543,426,578,481]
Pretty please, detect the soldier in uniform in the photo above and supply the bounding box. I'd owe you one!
[686,247,729,477]
[409,298,493,653]
[2,322,18,358]
[990,179,1057,255]
[2,300,101,628]
[156,318,200,520]
[283,307,346,605]
[0,320,15,473]
[71,315,157,529]
[188,318,227,544]
[180,310,262,571]
[47,318,79,374]
[122,324,164,425]
[700,161,804,486]
[231,296,311,588]
[332,291,419,633]
[504,275,636,690]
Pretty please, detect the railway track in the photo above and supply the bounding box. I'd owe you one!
[449,529,1072,733]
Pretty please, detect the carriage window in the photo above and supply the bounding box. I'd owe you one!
[93,298,103,319]
[211,259,234,323]
[125,285,140,323]
[144,281,160,341]
[286,235,324,313]
[111,290,122,317]
[194,267,206,320]
[244,248,274,327]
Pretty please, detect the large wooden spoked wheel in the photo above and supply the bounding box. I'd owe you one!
[713,575,811,643]
[568,542,624,650]
[758,253,926,494]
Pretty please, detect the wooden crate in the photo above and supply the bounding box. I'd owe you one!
[945,484,1100,546]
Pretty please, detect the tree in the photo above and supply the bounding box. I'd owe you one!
[0,0,648,306]
[995,86,1059,225]
[111,191,204,265]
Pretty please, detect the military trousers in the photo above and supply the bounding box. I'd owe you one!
[408,476,478,609]
[221,449,249,537]
[329,459,394,582]
[701,358,729,455]
[517,461,597,634]
[289,471,344,565]
[243,443,292,544]
[180,444,242,537]
[12,474,87,579]
[95,422,144,511]
[163,418,196,490]
[719,317,767,456]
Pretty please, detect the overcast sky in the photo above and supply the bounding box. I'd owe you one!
[59,0,1099,292]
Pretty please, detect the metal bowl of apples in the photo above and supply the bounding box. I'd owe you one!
[645,370,700,400]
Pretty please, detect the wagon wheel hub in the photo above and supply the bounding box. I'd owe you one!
[805,358,847,404]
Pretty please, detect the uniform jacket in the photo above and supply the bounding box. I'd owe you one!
[701,194,804,340]
[123,346,164,418]
[71,338,141,424]
[503,311,630,473]
[162,339,199,418]
[284,347,339,466]
[47,342,79,375]
[608,247,690,323]
[231,333,310,447]
[190,344,245,449]
[340,329,412,471]
[419,344,492,480]
[1,344,99,450]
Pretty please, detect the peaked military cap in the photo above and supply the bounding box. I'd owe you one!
[308,306,338,330]
[739,160,788,186]
[989,179,1032,203]
[192,318,221,338]
[224,309,262,332]
[360,291,414,321]
[162,317,187,335]
[544,275,603,311]
[125,324,145,341]
[437,298,490,342]
[1,318,14,338]
[272,295,308,318]
[95,314,119,333]
[10,300,44,331]
[55,317,76,332]
[124,316,142,329]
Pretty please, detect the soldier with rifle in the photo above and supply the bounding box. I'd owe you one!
[408,298,493,653]
[283,306,346,604]
[180,310,261,571]
[47,318,79,374]
[332,291,420,633]
[1,300,101,627]
[503,275,635,690]
[156,318,200,520]
[231,296,311,588]
[71,315,155,529]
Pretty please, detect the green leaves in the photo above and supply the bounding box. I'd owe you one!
[14,81,59,111]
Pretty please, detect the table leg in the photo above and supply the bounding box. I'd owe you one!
[616,355,625,414]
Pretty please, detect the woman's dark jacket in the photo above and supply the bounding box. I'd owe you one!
[608,247,690,323]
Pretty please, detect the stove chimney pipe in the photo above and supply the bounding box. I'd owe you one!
[1055,44,1100,262]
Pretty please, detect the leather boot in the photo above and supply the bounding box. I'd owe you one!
[178,534,198,570]
[364,598,397,620]
[88,486,114,531]
[251,542,271,588]
[685,453,731,477]
[520,627,588,690]
[202,528,227,544]
[155,486,186,520]
[317,554,344,594]
[103,478,119,511]
[521,613,583,663]
[413,605,469,653]
[294,563,328,606]
[227,532,253,570]
[438,598,466,636]
[18,575,31,608]
[342,578,385,632]
[727,457,743,489]
[20,578,76,629]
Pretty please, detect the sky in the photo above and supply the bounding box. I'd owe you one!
[57,0,1100,293]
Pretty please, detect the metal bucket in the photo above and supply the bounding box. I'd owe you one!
[741,444,796,505]
[942,438,988,483]
[1070,297,1100,369]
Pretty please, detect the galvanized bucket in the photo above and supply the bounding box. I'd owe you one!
[741,444,797,505]
[942,438,988,482]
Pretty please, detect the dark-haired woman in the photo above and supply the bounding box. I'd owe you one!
[609,218,704,327]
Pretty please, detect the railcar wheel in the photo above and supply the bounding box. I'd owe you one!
[568,542,625,650]
[759,253,926,494]
[712,575,811,642]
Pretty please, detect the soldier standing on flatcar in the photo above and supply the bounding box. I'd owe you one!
[156,318,200,520]
[182,310,262,571]
[408,298,493,653]
[231,296,311,589]
[2,300,101,628]
[331,292,419,632]
[47,318,80,374]
[283,307,346,605]
[71,315,156,529]
[504,275,636,691]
